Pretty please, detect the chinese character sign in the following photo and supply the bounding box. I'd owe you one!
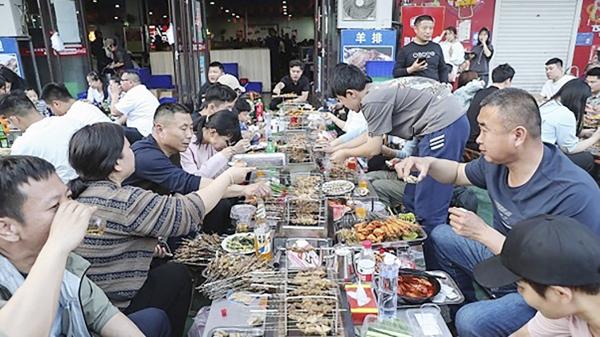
[341,29,397,72]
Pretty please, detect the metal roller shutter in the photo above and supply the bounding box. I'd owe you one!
[490,0,582,93]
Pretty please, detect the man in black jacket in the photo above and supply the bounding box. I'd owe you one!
[393,15,448,83]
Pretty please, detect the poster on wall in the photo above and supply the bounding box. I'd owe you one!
[0,37,24,77]
[340,29,397,71]
[400,6,446,46]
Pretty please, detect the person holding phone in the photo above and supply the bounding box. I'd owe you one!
[393,15,449,83]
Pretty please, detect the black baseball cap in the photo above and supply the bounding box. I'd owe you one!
[474,214,600,288]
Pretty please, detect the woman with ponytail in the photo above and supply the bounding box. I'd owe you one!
[181,108,249,178]
[68,122,253,337]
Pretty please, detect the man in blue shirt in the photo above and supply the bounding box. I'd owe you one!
[396,88,600,337]
[125,103,269,234]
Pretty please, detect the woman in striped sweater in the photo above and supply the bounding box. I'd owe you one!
[68,122,255,337]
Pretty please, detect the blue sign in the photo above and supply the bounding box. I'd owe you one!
[0,37,24,77]
[576,32,594,46]
[340,29,397,68]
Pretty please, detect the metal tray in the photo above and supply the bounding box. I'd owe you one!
[231,153,287,169]
[333,215,428,248]
[283,197,329,239]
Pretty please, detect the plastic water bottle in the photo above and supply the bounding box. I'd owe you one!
[356,241,376,282]
[378,254,399,320]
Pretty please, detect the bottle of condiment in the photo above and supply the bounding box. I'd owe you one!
[254,198,273,261]
[255,99,264,122]
[356,240,376,282]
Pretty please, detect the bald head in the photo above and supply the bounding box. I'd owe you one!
[480,88,541,139]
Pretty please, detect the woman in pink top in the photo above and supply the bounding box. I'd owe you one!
[181,109,248,178]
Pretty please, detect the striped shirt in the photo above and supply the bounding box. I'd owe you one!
[74,180,205,308]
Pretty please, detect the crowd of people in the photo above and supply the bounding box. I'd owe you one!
[0,13,599,337]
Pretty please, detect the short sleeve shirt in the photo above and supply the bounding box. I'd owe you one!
[280,75,310,96]
[465,144,600,235]
[66,100,111,126]
[115,85,160,136]
[361,80,464,139]
[11,116,84,182]
[527,312,593,337]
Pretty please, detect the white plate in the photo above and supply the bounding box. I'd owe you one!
[221,233,256,254]
[321,180,355,196]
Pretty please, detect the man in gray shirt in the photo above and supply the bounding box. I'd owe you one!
[331,64,469,266]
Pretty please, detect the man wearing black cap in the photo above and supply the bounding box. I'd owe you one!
[475,215,600,337]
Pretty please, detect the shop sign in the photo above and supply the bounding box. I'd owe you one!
[0,37,24,77]
[340,29,397,71]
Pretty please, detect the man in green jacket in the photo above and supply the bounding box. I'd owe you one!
[0,156,170,337]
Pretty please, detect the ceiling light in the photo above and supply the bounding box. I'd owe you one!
[115,4,119,8]
[209,1,215,4]
[163,15,167,18]
[236,15,240,19]
[225,9,229,13]
[283,5,287,8]
[149,11,153,15]
[93,0,97,2]
[114,16,119,20]
[288,14,292,17]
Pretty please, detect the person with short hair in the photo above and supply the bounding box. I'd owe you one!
[107,40,134,72]
[468,27,494,85]
[474,215,600,337]
[585,67,600,115]
[125,103,269,234]
[197,61,225,102]
[270,59,310,109]
[109,70,159,143]
[395,88,600,337]
[0,155,170,337]
[393,15,449,82]
[68,123,252,337]
[466,63,515,149]
[192,83,237,125]
[0,92,83,182]
[540,58,575,100]
[331,63,469,266]
[434,26,465,82]
[41,82,110,126]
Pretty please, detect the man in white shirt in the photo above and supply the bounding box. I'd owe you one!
[434,26,466,82]
[109,70,159,143]
[41,82,111,125]
[0,92,83,182]
[540,58,575,100]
